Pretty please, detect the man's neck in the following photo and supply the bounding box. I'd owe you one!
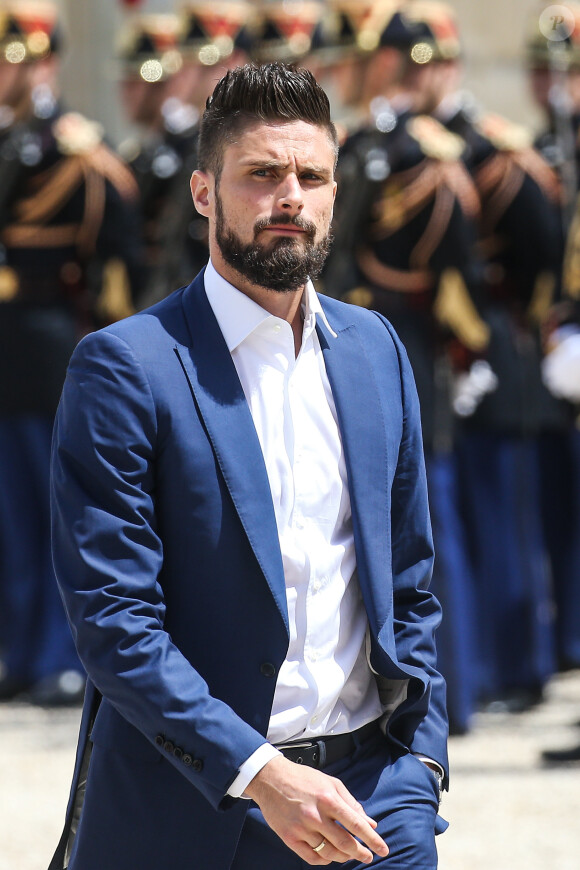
[210,255,306,357]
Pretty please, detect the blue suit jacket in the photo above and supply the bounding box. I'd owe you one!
[50,270,448,869]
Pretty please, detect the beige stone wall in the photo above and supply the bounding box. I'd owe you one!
[451,0,547,131]
[55,0,551,143]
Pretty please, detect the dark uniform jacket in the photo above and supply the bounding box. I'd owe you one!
[0,103,145,417]
[445,102,563,433]
[324,104,487,451]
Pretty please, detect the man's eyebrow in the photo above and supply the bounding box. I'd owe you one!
[240,158,332,175]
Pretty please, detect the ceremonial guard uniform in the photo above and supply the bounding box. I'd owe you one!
[526,3,580,676]
[0,2,144,703]
[394,1,560,711]
[323,3,488,733]
[445,105,560,704]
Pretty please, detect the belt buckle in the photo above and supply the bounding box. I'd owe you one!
[276,739,326,768]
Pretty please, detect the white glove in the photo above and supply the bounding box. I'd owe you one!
[453,360,499,417]
[542,327,580,402]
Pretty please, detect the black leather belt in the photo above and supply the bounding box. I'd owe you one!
[275,720,380,769]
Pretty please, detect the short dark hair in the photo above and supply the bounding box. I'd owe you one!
[197,62,338,181]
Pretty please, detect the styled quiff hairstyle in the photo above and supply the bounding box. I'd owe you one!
[197,62,339,182]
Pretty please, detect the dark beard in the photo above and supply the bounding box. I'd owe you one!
[215,195,332,293]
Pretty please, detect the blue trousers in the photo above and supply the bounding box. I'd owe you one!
[457,431,555,698]
[539,428,580,668]
[231,732,447,870]
[426,451,478,733]
[0,416,81,684]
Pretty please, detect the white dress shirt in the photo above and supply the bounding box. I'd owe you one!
[204,262,384,797]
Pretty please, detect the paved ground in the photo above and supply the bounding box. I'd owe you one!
[1,670,579,870]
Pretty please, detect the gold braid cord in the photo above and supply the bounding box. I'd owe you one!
[370,159,479,270]
[475,151,525,236]
[355,248,434,293]
[475,147,559,237]
[563,195,580,301]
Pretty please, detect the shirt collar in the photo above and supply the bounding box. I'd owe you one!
[204,259,337,353]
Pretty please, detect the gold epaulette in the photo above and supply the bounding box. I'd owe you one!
[53,112,104,156]
[406,115,465,162]
[475,113,532,152]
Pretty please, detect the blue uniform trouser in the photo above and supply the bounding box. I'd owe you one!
[231,730,447,870]
[0,416,81,684]
[425,451,478,733]
[539,428,580,669]
[457,431,555,698]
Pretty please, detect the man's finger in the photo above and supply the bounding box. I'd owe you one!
[327,806,389,858]
[303,834,353,865]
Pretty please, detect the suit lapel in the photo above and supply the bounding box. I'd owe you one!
[176,274,289,634]
[316,312,392,629]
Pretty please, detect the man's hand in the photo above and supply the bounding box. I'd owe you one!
[244,755,389,865]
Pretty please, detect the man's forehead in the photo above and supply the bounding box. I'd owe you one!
[225,119,335,164]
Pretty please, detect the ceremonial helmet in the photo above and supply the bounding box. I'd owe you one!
[525,2,580,71]
[310,1,390,62]
[178,1,257,66]
[117,14,183,82]
[374,0,460,64]
[250,0,325,64]
[400,1,462,62]
[0,0,62,64]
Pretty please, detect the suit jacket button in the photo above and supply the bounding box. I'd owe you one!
[192,758,204,772]
[260,662,276,677]
[155,734,164,746]
[182,754,193,766]
[173,746,183,759]
[163,740,174,753]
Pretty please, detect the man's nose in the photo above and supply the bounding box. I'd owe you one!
[277,174,304,212]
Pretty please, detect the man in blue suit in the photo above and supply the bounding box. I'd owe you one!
[49,63,448,869]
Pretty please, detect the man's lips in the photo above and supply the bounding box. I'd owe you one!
[262,225,307,234]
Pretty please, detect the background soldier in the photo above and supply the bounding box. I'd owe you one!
[526,0,580,763]
[406,0,560,715]
[118,2,256,309]
[527,1,580,669]
[322,0,490,734]
[0,0,144,705]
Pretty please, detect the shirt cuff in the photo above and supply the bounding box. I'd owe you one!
[227,743,282,799]
[414,754,444,776]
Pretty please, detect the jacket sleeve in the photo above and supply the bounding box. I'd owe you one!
[51,328,268,810]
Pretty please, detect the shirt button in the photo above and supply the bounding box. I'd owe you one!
[312,580,321,592]
[273,324,281,333]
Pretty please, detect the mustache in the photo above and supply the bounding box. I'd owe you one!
[253,213,317,240]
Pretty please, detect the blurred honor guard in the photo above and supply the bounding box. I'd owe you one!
[323,1,489,734]
[409,0,560,711]
[118,3,256,309]
[0,1,144,704]
[526,1,580,677]
[117,12,201,306]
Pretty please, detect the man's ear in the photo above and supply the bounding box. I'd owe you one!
[190,169,213,218]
